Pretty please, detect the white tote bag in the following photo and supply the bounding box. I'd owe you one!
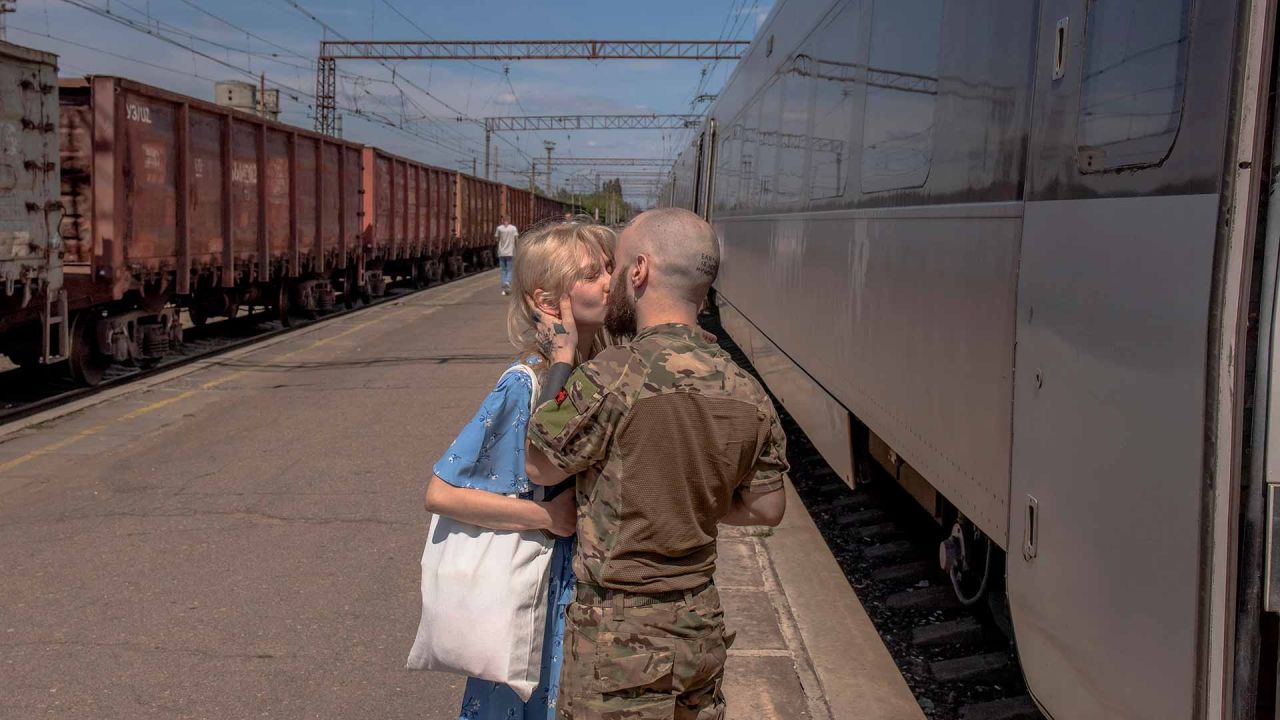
[407,364,554,702]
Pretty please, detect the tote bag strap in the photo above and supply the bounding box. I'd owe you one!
[499,362,551,504]
[499,362,541,415]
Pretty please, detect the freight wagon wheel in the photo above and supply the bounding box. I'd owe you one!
[275,284,295,329]
[68,313,110,387]
[188,302,208,328]
[342,269,365,309]
[411,263,426,290]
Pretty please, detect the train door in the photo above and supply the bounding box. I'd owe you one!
[1007,0,1260,718]
[691,130,707,218]
[698,120,718,221]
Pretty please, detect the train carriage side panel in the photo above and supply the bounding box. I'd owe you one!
[440,168,452,256]
[394,158,407,260]
[264,128,291,272]
[0,40,60,348]
[228,119,260,271]
[343,146,362,271]
[409,164,422,257]
[702,0,1035,545]
[1008,0,1243,717]
[322,143,342,268]
[426,168,439,257]
[294,136,317,270]
[187,108,226,272]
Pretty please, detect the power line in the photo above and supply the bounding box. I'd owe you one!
[276,0,489,158]
[174,0,313,61]
[378,0,503,76]
[105,0,317,74]
[47,2,482,158]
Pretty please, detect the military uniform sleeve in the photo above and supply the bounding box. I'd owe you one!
[528,359,622,475]
[746,404,789,493]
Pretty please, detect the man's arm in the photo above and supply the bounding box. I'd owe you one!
[526,443,572,487]
[720,486,786,527]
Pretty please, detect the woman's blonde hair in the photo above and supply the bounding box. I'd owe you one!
[507,219,616,366]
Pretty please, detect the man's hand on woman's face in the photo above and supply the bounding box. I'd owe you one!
[530,294,577,364]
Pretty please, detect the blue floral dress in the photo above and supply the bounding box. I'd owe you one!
[432,359,577,720]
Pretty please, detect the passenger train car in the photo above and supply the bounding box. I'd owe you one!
[665,0,1280,717]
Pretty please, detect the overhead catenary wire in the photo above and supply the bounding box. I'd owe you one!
[275,0,490,157]
[43,3,484,158]
[92,0,487,158]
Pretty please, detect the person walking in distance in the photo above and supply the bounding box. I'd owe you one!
[496,216,519,295]
[523,207,789,719]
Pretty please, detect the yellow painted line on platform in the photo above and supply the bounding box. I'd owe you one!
[0,278,480,473]
[0,425,108,473]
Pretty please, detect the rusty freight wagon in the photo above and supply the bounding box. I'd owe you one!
[534,193,570,224]
[501,186,572,233]
[361,148,455,292]
[0,41,66,371]
[501,186,534,235]
[56,76,365,384]
[452,173,502,276]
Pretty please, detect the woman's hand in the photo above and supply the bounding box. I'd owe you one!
[530,294,577,365]
[542,489,577,537]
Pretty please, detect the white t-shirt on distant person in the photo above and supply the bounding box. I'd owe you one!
[495,224,518,257]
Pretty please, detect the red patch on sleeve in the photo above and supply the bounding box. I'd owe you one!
[554,388,568,406]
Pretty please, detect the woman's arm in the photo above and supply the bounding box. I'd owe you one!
[423,475,575,536]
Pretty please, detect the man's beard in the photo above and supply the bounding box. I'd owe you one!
[604,271,637,338]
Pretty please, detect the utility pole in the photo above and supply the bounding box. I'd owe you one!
[258,72,266,116]
[543,141,556,196]
[484,127,492,179]
[493,145,499,181]
[529,161,536,194]
[0,2,13,42]
[472,157,478,178]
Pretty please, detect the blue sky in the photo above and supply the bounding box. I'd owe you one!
[10,0,774,204]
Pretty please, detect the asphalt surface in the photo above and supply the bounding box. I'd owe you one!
[0,270,925,720]
[0,272,503,719]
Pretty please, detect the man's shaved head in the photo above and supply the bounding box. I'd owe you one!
[621,208,720,303]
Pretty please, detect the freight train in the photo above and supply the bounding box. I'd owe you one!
[0,43,570,386]
[664,0,1280,718]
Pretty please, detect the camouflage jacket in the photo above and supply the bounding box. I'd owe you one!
[528,322,789,594]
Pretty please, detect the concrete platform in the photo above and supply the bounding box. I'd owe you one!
[0,272,923,720]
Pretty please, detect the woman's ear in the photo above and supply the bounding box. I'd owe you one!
[530,288,559,317]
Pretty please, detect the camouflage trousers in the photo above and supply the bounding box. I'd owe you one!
[557,582,733,720]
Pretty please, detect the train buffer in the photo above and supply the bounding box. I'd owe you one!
[0,271,924,719]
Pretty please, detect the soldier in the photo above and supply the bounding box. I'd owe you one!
[524,207,789,719]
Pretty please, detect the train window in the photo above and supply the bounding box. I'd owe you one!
[755,79,784,208]
[715,124,739,212]
[808,3,861,201]
[775,60,813,205]
[1076,0,1191,172]
[738,100,760,210]
[860,0,944,192]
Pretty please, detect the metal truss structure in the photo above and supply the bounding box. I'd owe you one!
[321,39,748,61]
[315,40,747,136]
[483,114,703,132]
[550,157,672,167]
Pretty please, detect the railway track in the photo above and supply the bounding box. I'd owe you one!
[0,270,490,426]
[700,305,1043,720]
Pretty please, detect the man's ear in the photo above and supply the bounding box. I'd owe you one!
[632,254,650,290]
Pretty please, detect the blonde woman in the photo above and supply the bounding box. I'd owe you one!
[423,220,615,720]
